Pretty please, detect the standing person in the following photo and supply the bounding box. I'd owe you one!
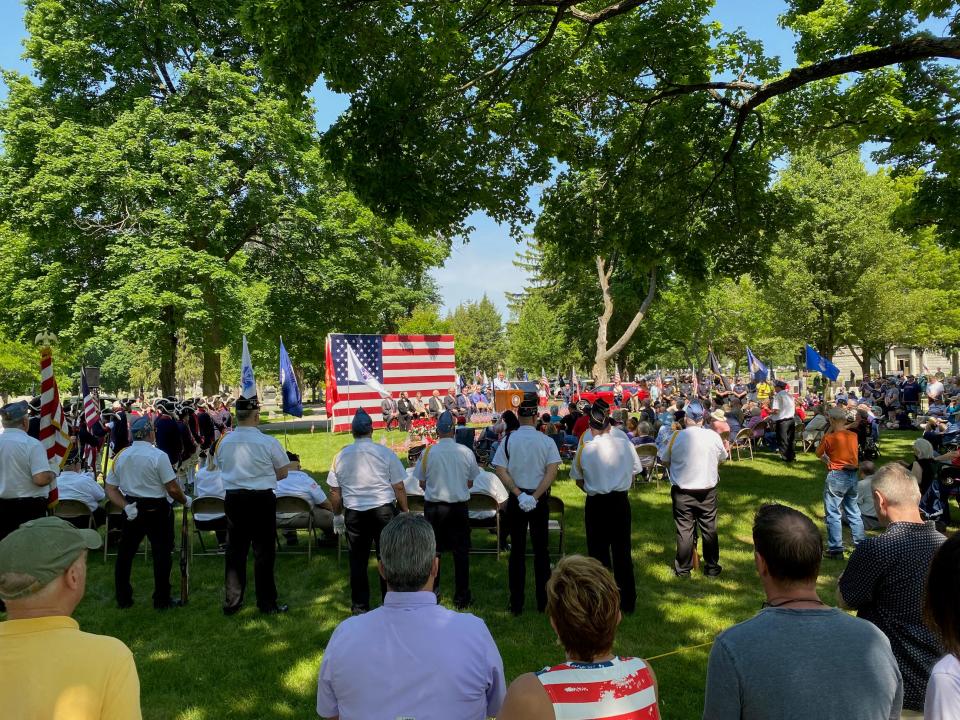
[176,404,200,490]
[927,374,945,408]
[412,411,481,609]
[316,514,505,720]
[380,394,400,431]
[0,517,142,719]
[659,402,727,578]
[492,393,561,616]
[105,416,189,610]
[152,399,182,475]
[497,556,661,720]
[107,400,130,457]
[922,533,960,719]
[493,371,510,391]
[570,406,642,612]
[327,408,409,614]
[769,380,796,462]
[816,406,865,559]
[837,463,946,716]
[215,396,291,615]
[0,401,55,543]
[195,399,216,457]
[703,504,903,720]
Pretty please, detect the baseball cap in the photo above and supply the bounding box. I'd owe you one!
[0,400,30,424]
[436,410,455,433]
[0,517,101,600]
[352,407,373,434]
[686,402,706,421]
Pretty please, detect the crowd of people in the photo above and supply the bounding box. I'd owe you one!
[0,365,959,719]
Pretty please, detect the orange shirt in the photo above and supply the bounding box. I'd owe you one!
[816,430,859,470]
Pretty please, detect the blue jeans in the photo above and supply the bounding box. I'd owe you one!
[824,470,865,552]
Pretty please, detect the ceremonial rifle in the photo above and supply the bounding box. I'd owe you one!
[179,502,190,604]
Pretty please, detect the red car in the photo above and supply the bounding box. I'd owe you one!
[574,383,642,408]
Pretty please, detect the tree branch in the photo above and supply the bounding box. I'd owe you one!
[604,266,658,359]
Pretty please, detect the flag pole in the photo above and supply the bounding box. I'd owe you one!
[280,336,289,450]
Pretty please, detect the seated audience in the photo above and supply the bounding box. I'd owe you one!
[496,555,660,719]
[193,456,227,546]
[0,517,142,719]
[703,504,903,720]
[838,463,945,715]
[316,514,505,720]
[276,451,335,539]
[708,408,731,452]
[56,450,106,527]
[922,532,960,719]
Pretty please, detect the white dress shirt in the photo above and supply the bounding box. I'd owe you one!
[215,426,289,491]
[327,437,406,511]
[277,469,328,507]
[571,431,643,494]
[413,437,482,503]
[771,390,796,420]
[0,428,51,499]
[403,467,424,497]
[193,466,225,521]
[469,472,509,520]
[107,441,176,498]
[56,470,105,511]
[491,425,561,492]
[661,425,727,491]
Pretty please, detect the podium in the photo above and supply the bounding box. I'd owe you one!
[494,389,524,413]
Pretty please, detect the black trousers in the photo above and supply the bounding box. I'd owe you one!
[0,497,48,542]
[506,492,550,614]
[585,491,636,612]
[345,503,397,610]
[424,500,471,606]
[224,490,278,612]
[399,413,411,431]
[115,497,174,608]
[671,486,720,575]
[776,418,796,461]
[383,413,399,431]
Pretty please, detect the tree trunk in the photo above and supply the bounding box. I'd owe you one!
[159,317,178,396]
[201,287,223,395]
[591,257,658,383]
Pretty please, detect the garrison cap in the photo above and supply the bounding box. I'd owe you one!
[436,410,455,433]
[518,391,539,417]
[0,401,30,424]
[352,407,373,434]
[131,415,154,438]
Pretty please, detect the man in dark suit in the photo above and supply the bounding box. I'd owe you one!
[380,395,400,431]
[397,392,413,431]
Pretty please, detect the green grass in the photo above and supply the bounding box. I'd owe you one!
[69,430,919,720]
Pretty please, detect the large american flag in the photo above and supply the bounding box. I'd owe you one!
[325,334,457,432]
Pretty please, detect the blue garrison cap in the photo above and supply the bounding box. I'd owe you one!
[352,407,373,434]
[131,415,154,438]
[0,401,29,424]
[686,402,705,422]
[436,410,455,433]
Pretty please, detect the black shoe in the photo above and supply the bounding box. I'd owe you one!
[154,598,184,610]
[260,603,289,615]
[675,571,691,579]
[117,600,134,610]
[704,566,723,577]
[824,550,845,559]
[454,595,472,611]
[222,603,243,616]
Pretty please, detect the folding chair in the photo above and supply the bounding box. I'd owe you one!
[190,496,226,556]
[547,495,565,557]
[635,444,660,487]
[731,428,754,461]
[53,500,94,529]
[467,493,502,560]
[275,495,317,561]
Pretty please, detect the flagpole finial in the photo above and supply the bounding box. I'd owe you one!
[35,330,57,348]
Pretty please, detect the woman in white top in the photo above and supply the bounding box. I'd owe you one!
[923,532,960,719]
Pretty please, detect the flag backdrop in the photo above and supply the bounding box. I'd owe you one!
[325,334,457,432]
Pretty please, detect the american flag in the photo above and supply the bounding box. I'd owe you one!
[39,346,70,505]
[80,369,102,469]
[325,334,457,432]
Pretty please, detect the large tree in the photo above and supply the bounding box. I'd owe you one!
[447,296,505,377]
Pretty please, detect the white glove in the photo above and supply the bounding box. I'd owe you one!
[518,493,537,512]
[183,496,193,509]
[123,502,138,520]
[333,514,346,535]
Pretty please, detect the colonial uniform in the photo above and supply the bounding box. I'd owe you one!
[107,418,180,609]
[328,409,406,613]
[0,401,52,542]
[570,411,642,612]
[412,411,482,608]
[492,394,561,615]
[215,397,290,614]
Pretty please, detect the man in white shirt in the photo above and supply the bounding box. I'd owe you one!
[927,376,945,408]
[769,380,797,462]
[660,402,728,578]
[469,472,508,521]
[0,401,55,545]
[413,411,483,608]
[571,406,643,612]
[328,408,409,614]
[493,372,510,391]
[276,451,334,540]
[56,450,106,527]
[492,393,561,615]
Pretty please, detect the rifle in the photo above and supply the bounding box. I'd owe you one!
[179,502,190,605]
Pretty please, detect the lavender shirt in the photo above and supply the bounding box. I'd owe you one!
[316,591,506,720]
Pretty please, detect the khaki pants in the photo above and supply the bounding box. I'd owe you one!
[900,710,923,719]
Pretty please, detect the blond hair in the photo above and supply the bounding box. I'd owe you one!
[546,555,620,661]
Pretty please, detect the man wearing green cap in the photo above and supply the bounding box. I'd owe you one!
[0,516,141,718]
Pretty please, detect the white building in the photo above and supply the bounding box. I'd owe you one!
[832,346,959,381]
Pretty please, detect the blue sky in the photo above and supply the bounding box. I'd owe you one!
[0,1,798,315]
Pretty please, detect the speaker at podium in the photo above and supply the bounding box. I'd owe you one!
[494,389,524,413]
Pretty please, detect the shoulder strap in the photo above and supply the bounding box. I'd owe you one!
[574,437,586,476]
[421,445,431,477]
[504,431,511,461]
[665,429,680,462]
[108,445,130,477]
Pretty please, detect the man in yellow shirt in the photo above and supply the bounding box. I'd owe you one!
[0,517,141,719]
[755,379,773,404]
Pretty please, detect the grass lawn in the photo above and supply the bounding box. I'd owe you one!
[68,429,919,720]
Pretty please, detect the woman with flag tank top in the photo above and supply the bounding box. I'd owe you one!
[497,555,661,719]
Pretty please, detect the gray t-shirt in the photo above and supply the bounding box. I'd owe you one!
[703,607,903,720]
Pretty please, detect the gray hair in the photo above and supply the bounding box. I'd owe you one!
[380,513,436,592]
[872,462,921,508]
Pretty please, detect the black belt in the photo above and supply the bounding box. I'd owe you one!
[0,497,47,504]
[423,499,468,506]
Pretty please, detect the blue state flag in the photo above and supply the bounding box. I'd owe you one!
[805,344,840,381]
[240,335,258,399]
[279,339,302,417]
[745,346,769,382]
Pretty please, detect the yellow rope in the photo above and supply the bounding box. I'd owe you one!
[645,640,715,662]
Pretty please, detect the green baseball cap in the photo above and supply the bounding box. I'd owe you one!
[0,517,102,600]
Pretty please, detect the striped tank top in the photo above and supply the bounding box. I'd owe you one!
[536,656,659,719]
